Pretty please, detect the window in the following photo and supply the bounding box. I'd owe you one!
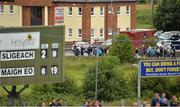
[100,28,104,37]
[91,7,94,16]
[117,6,121,15]
[30,6,43,25]
[118,28,121,32]
[108,6,113,14]
[68,28,72,37]
[100,7,104,16]
[68,7,72,15]
[78,29,82,37]
[126,27,130,31]
[108,28,112,35]
[0,5,4,14]
[78,7,82,15]
[91,29,95,37]
[126,6,130,15]
[9,5,13,14]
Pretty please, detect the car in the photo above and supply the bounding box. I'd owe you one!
[72,42,90,52]
[156,31,180,51]
[102,39,112,46]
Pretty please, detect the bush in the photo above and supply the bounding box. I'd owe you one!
[52,78,82,96]
[83,57,128,101]
[109,34,134,63]
[138,0,146,4]
[154,0,180,31]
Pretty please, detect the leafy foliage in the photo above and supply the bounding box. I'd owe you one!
[138,0,146,4]
[144,36,156,47]
[109,34,134,63]
[83,57,128,101]
[52,78,82,96]
[154,0,180,31]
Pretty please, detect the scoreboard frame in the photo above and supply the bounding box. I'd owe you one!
[0,26,65,86]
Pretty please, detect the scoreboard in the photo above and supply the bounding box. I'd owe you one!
[0,26,64,86]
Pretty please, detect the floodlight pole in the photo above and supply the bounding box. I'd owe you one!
[133,63,141,106]
[111,0,113,38]
[3,85,29,106]
[95,39,99,100]
[151,0,154,26]
[138,68,141,106]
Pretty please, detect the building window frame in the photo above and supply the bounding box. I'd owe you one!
[78,7,82,16]
[91,7,95,16]
[126,27,130,31]
[9,5,13,14]
[91,28,95,38]
[0,5,4,14]
[118,27,121,32]
[100,7,104,16]
[78,28,82,38]
[126,6,130,15]
[108,6,113,14]
[68,28,73,38]
[100,28,104,37]
[117,6,121,15]
[68,7,72,16]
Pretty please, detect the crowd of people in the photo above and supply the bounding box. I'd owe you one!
[150,93,179,107]
[38,94,180,107]
[133,93,180,107]
[135,45,176,59]
[72,43,109,56]
[38,98,103,107]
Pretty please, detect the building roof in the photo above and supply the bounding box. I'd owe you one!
[52,0,137,3]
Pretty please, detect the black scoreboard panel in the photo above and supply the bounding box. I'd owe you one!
[0,26,64,86]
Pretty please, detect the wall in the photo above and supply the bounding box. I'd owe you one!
[91,6,105,43]
[117,5,131,31]
[62,7,82,42]
[0,5,22,27]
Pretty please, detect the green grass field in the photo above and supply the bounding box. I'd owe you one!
[64,56,98,87]
[136,4,154,29]
[0,57,97,95]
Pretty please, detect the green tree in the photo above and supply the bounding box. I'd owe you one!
[109,34,134,63]
[144,36,156,47]
[154,0,180,31]
[138,0,146,4]
[83,57,127,101]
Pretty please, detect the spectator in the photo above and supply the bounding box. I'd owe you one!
[155,46,161,58]
[94,100,102,107]
[132,102,138,107]
[135,48,140,58]
[39,101,46,107]
[161,93,168,106]
[80,45,85,56]
[87,45,92,56]
[161,98,168,106]
[49,98,57,106]
[151,93,162,106]
[83,101,90,107]
[74,46,80,56]
[171,46,176,59]
[56,99,62,106]
[155,102,160,107]
[170,95,179,106]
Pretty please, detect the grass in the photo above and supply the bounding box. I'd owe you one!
[136,4,154,29]
[64,56,98,87]
[0,56,98,96]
